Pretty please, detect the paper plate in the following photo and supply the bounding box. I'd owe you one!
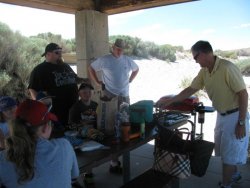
[64,130,78,137]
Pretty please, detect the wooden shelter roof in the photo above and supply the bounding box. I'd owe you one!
[0,0,196,15]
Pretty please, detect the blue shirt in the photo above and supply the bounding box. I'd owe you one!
[0,138,79,188]
[0,122,9,137]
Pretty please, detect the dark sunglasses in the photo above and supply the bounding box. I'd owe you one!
[53,50,62,55]
[194,53,200,61]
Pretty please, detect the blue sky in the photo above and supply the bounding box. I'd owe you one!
[0,0,249,50]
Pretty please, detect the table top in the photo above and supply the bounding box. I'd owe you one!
[75,119,188,173]
[76,124,157,173]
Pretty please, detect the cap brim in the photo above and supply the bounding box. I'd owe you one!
[87,85,94,90]
[38,96,55,101]
[114,45,124,50]
[79,84,94,90]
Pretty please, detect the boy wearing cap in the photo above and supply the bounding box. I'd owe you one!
[28,43,88,127]
[69,83,98,128]
[69,83,98,185]
[88,38,139,174]
[0,96,17,149]
[0,99,79,187]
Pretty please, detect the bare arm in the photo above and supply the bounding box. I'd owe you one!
[156,86,198,108]
[129,69,139,83]
[88,66,102,85]
[29,88,38,100]
[235,89,248,139]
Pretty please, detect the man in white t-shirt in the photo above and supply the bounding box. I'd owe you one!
[89,38,139,103]
[88,38,139,174]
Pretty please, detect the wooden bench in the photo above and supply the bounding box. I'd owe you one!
[120,168,179,188]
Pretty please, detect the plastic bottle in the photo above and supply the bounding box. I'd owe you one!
[115,112,121,140]
[121,122,131,142]
[140,119,145,139]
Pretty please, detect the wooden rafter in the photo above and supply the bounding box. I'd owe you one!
[0,0,196,14]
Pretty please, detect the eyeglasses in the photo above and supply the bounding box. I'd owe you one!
[41,104,52,121]
[193,53,200,61]
[53,50,62,55]
[114,46,123,53]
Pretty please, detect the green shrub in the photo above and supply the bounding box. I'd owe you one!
[235,58,250,75]
[179,76,207,99]
[109,35,177,61]
[0,71,11,88]
[215,50,238,59]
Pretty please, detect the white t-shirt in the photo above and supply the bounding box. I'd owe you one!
[91,54,138,96]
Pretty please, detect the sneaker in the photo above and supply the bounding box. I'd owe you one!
[231,172,242,183]
[109,161,123,174]
[83,173,94,185]
[218,172,242,186]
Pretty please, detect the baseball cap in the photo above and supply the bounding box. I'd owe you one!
[114,39,125,49]
[41,43,62,57]
[0,96,17,112]
[16,99,57,126]
[78,83,94,90]
[36,91,54,101]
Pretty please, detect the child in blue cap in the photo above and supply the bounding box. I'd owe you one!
[0,96,17,149]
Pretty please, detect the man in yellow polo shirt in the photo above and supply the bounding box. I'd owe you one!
[156,40,249,188]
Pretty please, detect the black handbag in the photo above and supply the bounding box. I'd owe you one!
[189,139,215,177]
[156,124,191,155]
[156,123,215,177]
[153,125,191,179]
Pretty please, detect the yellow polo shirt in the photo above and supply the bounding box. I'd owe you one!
[191,56,246,113]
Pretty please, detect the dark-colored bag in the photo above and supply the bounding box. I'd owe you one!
[189,139,215,177]
[153,125,191,179]
[156,123,215,177]
[156,124,191,155]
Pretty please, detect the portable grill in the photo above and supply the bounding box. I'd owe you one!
[156,95,215,140]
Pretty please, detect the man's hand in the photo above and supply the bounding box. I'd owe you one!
[235,124,246,139]
[155,98,172,108]
[97,80,103,85]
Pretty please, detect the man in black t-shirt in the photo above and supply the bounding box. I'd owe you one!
[28,43,88,127]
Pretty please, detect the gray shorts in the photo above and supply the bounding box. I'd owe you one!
[102,89,130,107]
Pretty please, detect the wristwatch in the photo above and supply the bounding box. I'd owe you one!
[238,120,245,126]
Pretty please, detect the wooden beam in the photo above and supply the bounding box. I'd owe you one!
[0,0,195,14]
[100,0,196,15]
[0,0,95,14]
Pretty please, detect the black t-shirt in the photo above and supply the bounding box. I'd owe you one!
[68,100,98,129]
[28,61,78,126]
